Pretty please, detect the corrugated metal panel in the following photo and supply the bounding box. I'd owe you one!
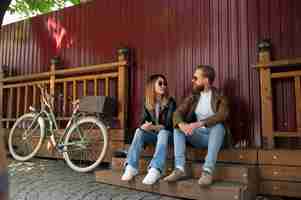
[1,0,301,147]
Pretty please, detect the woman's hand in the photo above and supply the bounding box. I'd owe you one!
[141,121,153,132]
[150,124,164,132]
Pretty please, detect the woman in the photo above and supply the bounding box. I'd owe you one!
[121,74,176,185]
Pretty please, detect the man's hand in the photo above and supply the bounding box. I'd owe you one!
[179,121,204,136]
[141,121,153,132]
[178,123,191,135]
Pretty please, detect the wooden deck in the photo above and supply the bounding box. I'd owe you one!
[96,170,251,200]
[95,148,301,199]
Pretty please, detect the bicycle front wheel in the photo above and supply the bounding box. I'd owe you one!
[63,116,108,172]
[8,113,45,161]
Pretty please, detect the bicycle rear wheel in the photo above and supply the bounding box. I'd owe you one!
[8,113,45,161]
[63,116,108,172]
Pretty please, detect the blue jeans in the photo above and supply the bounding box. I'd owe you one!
[125,128,171,173]
[174,123,225,173]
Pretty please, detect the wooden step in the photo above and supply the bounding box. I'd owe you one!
[258,149,301,166]
[125,145,258,164]
[259,165,301,182]
[95,169,253,200]
[111,157,258,185]
[260,181,301,198]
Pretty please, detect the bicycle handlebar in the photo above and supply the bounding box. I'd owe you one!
[36,84,80,110]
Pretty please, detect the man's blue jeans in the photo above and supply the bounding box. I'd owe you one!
[174,123,225,173]
[126,128,171,172]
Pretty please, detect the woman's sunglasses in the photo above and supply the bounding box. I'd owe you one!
[158,81,167,87]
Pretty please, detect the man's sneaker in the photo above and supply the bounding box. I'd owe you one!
[142,168,161,185]
[198,171,213,186]
[163,168,187,182]
[121,165,138,181]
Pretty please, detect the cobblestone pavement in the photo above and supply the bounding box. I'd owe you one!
[8,158,181,200]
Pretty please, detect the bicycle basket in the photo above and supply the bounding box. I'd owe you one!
[79,96,117,115]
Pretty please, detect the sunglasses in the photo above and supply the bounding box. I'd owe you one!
[158,81,167,87]
[192,76,198,81]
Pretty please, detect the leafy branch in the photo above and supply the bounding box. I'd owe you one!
[8,0,81,16]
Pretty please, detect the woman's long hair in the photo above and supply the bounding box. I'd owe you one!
[145,74,169,111]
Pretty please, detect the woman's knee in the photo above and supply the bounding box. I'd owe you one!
[157,129,171,144]
[133,128,146,141]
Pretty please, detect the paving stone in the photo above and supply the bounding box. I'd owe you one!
[8,158,181,200]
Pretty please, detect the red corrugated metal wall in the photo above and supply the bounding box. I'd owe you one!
[1,0,301,146]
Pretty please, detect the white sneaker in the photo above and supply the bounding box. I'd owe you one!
[121,165,138,181]
[142,168,161,185]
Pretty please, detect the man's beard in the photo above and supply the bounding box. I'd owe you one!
[192,84,204,93]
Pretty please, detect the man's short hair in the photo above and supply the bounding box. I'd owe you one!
[196,65,215,84]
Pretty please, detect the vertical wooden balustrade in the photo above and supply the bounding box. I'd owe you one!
[0,52,129,162]
[255,57,301,149]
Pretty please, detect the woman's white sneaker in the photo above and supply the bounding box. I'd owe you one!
[142,168,161,185]
[121,165,138,181]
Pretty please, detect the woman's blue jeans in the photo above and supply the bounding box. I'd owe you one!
[125,128,172,173]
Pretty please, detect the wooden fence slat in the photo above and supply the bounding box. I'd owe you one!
[24,85,28,113]
[8,88,13,120]
[94,79,97,96]
[105,78,109,96]
[83,80,87,96]
[63,82,67,116]
[33,85,37,106]
[73,80,76,101]
[295,76,301,132]
[16,87,21,117]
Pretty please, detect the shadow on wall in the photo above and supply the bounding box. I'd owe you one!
[125,47,138,143]
[223,79,254,148]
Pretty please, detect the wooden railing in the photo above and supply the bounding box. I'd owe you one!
[255,57,301,149]
[0,51,128,141]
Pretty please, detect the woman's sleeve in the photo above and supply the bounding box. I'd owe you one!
[165,98,177,130]
[140,104,149,125]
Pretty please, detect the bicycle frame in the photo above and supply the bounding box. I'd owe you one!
[30,86,83,150]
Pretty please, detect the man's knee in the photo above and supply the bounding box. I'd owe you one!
[210,123,225,134]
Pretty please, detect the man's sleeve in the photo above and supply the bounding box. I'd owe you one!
[203,96,229,127]
[173,95,193,128]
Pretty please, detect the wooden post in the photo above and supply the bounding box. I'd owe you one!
[117,48,129,129]
[259,67,274,148]
[257,41,274,149]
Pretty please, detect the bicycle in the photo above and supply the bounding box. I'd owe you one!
[8,84,109,172]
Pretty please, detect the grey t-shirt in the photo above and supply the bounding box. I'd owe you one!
[155,102,160,124]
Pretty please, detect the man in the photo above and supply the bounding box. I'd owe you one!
[164,65,229,186]
[0,136,8,200]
